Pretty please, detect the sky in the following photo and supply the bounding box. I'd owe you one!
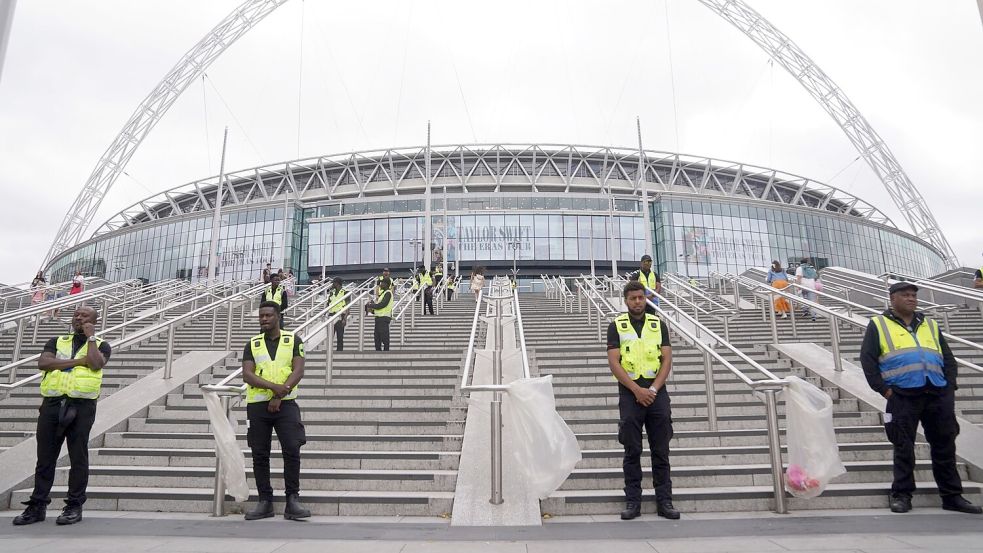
[0,0,981,284]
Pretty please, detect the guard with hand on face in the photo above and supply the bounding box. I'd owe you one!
[241,301,310,521]
[365,277,394,351]
[860,281,982,515]
[12,307,112,527]
[607,280,678,521]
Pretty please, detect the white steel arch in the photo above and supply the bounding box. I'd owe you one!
[41,0,289,267]
[697,0,959,268]
[45,0,959,269]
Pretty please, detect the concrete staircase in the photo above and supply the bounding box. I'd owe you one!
[9,295,479,516]
[520,291,983,516]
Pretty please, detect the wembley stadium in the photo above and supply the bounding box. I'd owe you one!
[44,143,946,285]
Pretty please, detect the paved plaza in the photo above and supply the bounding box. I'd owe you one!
[3,509,983,552]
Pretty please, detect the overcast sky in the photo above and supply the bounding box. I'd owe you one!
[0,0,981,284]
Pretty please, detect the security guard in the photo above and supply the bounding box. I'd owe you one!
[861,282,981,514]
[418,268,435,315]
[607,280,678,520]
[328,278,349,351]
[433,264,443,285]
[365,277,394,351]
[630,254,662,314]
[446,272,457,301]
[14,306,112,526]
[376,267,391,294]
[241,301,310,520]
[261,272,288,328]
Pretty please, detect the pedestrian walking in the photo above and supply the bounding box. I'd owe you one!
[470,266,485,299]
[795,257,819,320]
[765,260,791,319]
[31,271,46,305]
[446,272,456,301]
[69,270,84,296]
[262,263,272,284]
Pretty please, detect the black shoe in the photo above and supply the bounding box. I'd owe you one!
[55,505,82,525]
[942,495,983,514]
[657,501,681,520]
[890,495,912,513]
[620,501,641,520]
[244,499,275,520]
[12,504,45,526]
[283,494,311,520]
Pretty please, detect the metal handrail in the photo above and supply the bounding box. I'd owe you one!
[713,271,983,374]
[875,269,983,303]
[0,282,269,392]
[0,279,144,325]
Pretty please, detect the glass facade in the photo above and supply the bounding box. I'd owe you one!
[48,192,946,285]
[653,197,945,278]
[48,204,299,284]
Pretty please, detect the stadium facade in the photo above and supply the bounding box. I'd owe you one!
[45,144,947,285]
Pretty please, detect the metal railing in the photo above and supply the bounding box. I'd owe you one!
[392,282,426,345]
[712,271,983,376]
[459,277,532,504]
[199,281,375,516]
[0,281,269,393]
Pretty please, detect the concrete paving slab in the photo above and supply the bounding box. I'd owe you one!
[768,533,915,551]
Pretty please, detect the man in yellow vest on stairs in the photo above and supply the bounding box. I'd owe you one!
[13,307,112,527]
[241,301,310,521]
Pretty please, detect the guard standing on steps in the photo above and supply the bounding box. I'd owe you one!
[241,301,311,521]
[13,306,112,527]
[446,272,456,301]
[328,278,349,351]
[376,267,391,294]
[860,281,982,515]
[365,277,393,351]
[261,273,288,329]
[607,281,679,521]
[630,255,662,314]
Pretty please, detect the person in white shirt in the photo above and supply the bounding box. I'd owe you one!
[794,258,819,320]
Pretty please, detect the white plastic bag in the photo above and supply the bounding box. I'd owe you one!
[203,392,250,502]
[504,376,582,500]
[783,376,846,498]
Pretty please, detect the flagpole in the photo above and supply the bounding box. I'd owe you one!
[206,127,229,282]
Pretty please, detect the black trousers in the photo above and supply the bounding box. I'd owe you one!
[446,288,454,301]
[374,316,391,351]
[618,381,673,504]
[246,400,306,500]
[29,397,97,507]
[884,388,963,499]
[334,320,346,351]
[424,290,434,315]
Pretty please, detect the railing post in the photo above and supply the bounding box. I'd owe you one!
[211,307,218,346]
[11,319,24,378]
[790,300,799,340]
[703,350,717,432]
[211,394,231,516]
[325,323,334,386]
[358,302,365,352]
[763,388,788,514]
[844,289,852,317]
[100,299,109,333]
[164,324,175,379]
[830,316,843,372]
[769,292,779,344]
[225,303,234,350]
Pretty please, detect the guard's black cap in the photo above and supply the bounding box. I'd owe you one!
[888,281,919,295]
[640,255,653,262]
